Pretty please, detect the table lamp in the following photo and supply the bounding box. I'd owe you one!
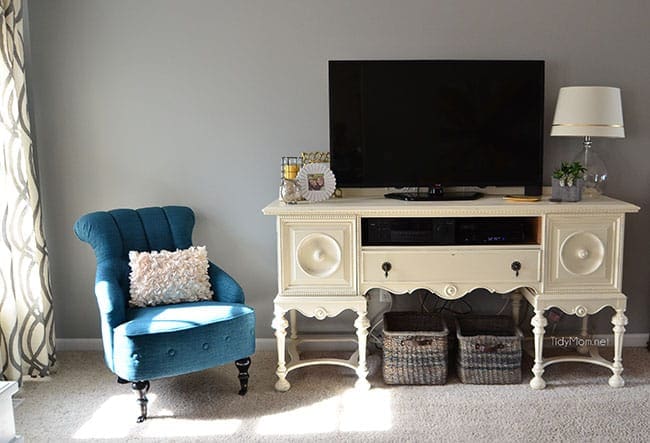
[551,86,624,196]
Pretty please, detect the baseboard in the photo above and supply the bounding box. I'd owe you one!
[56,339,103,351]
[255,338,276,352]
[56,333,649,352]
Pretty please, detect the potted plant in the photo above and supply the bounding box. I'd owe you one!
[552,161,587,202]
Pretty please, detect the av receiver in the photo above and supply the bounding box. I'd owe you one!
[362,217,538,246]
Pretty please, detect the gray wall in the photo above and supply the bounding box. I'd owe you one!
[26,0,649,340]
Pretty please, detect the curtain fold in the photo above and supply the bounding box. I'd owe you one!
[0,0,55,383]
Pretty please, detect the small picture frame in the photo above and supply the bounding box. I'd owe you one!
[296,163,336,202]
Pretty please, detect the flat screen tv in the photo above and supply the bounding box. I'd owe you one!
[329,60,545,199]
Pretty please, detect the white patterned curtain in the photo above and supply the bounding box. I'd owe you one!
[0,0,55,382]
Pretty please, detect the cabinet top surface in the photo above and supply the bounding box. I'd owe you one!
[262,194,640,217]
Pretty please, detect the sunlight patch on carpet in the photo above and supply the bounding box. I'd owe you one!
[72,393,153,439]
[142,419,241,437]
[256,388,392,435]
[72,394,242,439]
[340,388,392,432]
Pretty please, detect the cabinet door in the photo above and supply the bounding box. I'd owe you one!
[544,214,623,293]
[278,217,357,295]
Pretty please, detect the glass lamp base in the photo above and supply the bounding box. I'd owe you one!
[573,141,607,196]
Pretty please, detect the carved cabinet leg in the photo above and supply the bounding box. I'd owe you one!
[236,357,251,395]
[530,308,547,390]
[608,309,627,388]
[272,304,291,392]
[353,307,371,390]
[289,310,298,340]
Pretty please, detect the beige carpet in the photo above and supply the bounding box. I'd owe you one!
[14,348,650,442]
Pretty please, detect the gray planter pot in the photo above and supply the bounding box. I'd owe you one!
[552,178,584,202]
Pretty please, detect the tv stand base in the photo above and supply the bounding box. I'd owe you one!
[262,194,639,390]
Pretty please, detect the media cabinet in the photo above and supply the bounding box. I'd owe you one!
[262,193,639,390]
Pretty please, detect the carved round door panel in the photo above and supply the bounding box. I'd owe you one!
[296,233,342,278]
[560,232,605,276]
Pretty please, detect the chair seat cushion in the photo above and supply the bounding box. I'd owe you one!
[112,300,255,381]
[120,301,252,336]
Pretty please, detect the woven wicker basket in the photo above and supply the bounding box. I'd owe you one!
[382,312,448,385]
[456,315,523,384]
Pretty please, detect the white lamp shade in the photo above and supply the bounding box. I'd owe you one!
[551,86,624,138]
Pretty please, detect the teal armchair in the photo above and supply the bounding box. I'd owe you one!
[74,206,255,422]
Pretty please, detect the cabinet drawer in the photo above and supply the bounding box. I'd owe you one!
[362,248,541,284]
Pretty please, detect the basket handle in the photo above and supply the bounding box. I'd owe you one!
[401,338,433,347]
[474,343,504,353]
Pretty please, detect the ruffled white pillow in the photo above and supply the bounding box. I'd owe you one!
[128,246,214,307]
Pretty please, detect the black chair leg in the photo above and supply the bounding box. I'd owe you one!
[235,357,251,395]
[117,377,150,423]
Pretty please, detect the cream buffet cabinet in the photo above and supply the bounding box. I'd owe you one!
[262,194,639,391]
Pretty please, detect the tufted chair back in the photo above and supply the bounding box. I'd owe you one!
[75,206,194,292]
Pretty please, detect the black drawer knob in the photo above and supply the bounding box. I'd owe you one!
[511,261,521,277]
[381,262,392,278]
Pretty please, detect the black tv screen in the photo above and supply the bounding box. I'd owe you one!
[329,60,544,189]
